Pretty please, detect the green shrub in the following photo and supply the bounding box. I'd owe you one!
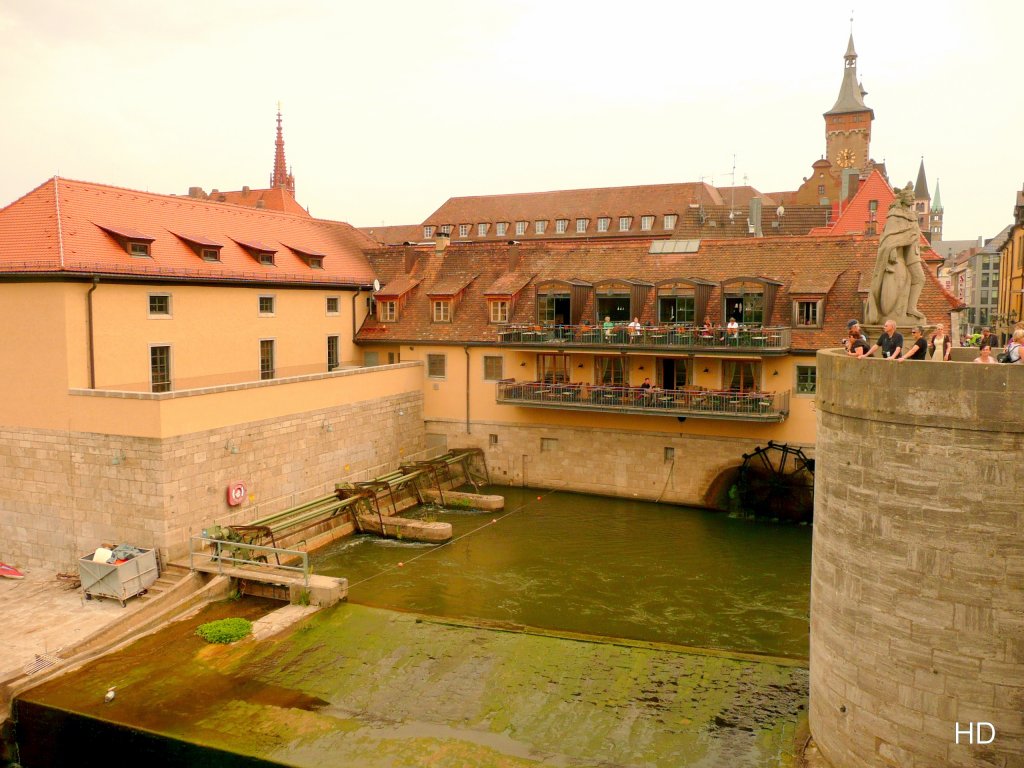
[195,617,253,644]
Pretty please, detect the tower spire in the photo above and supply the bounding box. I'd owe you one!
[826,33,871,116]
[270,103,295,196]
[915,157,930,201]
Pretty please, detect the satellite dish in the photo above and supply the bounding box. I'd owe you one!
[372,278,381,292]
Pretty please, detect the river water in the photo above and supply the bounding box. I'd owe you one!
[312,486,811,658]
[15,487,812,767]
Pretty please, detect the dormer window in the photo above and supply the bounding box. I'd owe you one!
[285,244,327,270]
[663,214,678,229]
[576,218,589,233]
[597,217,610,232]
[97,224,155,258]
[534,220,547,235]
[477,223,489,237]
[640,215,654,231]
[432,299,452,322]
[618,216,633,232]
[424,225,435,239]
[439,225,452,236]
[459,224,470,238]
[496,222,509,237]
[489,299,509,323]
[174,232,222,263]
[515,221,528,236]
[555,219,568,234]
[201,248,220,262]
[308,257,324,269]
[232,237,278,267]
[257,252,275,266]
[379,301,397,321]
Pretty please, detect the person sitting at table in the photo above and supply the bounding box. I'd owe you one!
[726,316,739,337]
[603,316,614,340]
[627,317,642,342]
[640,377,653,390]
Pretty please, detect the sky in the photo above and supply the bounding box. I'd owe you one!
[2,0,1021,241]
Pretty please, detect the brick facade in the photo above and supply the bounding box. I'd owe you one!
[0,392,424,573]
[811,350,1023,767]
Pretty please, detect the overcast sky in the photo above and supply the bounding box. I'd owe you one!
[2,0,1020,240]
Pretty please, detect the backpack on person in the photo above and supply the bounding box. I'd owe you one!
[998,343,1021,364]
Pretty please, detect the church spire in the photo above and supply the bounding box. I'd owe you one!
[825,34,872,116]
[270,103,295,196]
[932,178,942,212]
[915,157,930,201]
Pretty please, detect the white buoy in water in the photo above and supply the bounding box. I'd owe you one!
[104,686,116,703]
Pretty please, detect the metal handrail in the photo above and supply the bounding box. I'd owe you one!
[496,381,790,421]
[495,323,791,351]
[189,535,310,587]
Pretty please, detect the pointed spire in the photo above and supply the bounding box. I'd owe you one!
[270,103,295,196]
[932,178,942,211]
[915,157,930,201]
[825,33,872,116]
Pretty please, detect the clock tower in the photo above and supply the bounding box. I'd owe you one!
[824,34,873,171]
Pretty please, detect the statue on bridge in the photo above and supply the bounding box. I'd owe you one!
[865,183,926,326]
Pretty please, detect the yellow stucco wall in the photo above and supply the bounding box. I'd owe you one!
[362,343,817,445]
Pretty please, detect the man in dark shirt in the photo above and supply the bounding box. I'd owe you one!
[865,320,904,359]
[976,328,995,348]
[898,326,927,360]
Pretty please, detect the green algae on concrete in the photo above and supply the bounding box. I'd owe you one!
[18,600,807,767]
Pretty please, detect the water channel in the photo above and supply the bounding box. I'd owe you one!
[14,487,812,767]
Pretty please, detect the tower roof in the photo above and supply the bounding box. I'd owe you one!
[932,179,942,211]
[915,158,930,201]
[270,106,295,196]
[825,34,873,117]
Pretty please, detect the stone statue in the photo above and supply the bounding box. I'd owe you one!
[865,183,926,325]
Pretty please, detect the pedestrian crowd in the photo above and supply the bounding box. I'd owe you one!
[843,321,1023,364]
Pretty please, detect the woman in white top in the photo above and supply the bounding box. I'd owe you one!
[928,323,952,361]
[726,317,740,337]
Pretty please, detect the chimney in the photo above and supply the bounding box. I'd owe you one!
[187,186,205,199]
[748,198,763,237]
[508,241,521,271]
[435,231,450,254]
[242,185,250,196]
[404,244,418,273]
[255,199,265,209]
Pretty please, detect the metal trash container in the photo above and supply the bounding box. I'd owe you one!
[78,547,159,607]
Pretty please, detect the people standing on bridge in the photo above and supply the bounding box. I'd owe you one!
[973,344,998,364]
[975,327,996,348]
[897,327,928,361]
[1002,329,1024,364]
[928,323,952,361]
[864,320,903,360]
[846,327,870,357]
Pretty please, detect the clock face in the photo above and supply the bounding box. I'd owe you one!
[836,148,856,168]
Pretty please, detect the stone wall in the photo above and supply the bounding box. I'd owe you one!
[424,418,807,508]
[811,350,1023,767]
[0,391,424,572]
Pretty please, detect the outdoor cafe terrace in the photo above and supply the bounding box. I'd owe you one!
[495,323,791,354]
[495,380,791,422]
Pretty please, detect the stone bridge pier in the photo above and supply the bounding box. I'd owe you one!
[810,349,1023,767]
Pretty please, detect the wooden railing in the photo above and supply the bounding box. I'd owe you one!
[495,381,790,421]
[495,324,791,353]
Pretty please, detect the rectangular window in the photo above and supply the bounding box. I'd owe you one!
[722,359,761,392]
[148,293,171,316]
[664,447,675,461]
[379,301,397,321]
[257,253,275,266]
[496,222,508,237]
[427,353,446,378]
[555,219,568,234]
[576,218,589,233]
[364,351,379,367]
[534,220,547,234]
[483,355,504,381]
[640,215,654,231]
[516,221,528,236]
[307,257,324,269]
[129,242,150,258]
[258,295,275,315]
[150,345,171,393]
[658,295,694,323]
[259,339,275,380]
[618,216,632,232]
[596,293,630,322]
[537,292,570,325]
[387,351,399,364]
[489,300,509,323]
[439,225,452,236]
[326,296,340,315]
[432,300,451,322]
[595,356,627,386]
[794,300,821,327]
[540,437,558,452]
[477,223,489,237]
[458,224,470,238]
[597,217,610,232]
[537,353,570,383]
[201,248,221,262]
[489,433,498,446]
[327,335,339,371]
[981,275,989,287]
[663,214,678,230]
[796,365,817,395]
[424,225,435,239]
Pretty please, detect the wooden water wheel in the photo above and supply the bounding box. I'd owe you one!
[737,441,814,523]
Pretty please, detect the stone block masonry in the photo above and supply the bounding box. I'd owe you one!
[811,350,1023,767]
[0,392,424,573]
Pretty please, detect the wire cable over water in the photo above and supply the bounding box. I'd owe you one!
[343,487,561,592]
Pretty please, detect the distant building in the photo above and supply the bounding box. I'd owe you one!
[912,158,942,243]
[996,185,1024,341]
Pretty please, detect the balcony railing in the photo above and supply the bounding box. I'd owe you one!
[495,381,790,422]
[495,323,791,353]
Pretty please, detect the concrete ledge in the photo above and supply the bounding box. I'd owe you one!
[420,488,505,510]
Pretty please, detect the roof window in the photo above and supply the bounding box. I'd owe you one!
[97,223,156,258]
[232,237,278,266]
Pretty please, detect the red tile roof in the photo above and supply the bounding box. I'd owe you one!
[358,224,425,246]
[357,236,961,351]
[826,169,893,235]
[200,186,309,216]
[0,177,377,286]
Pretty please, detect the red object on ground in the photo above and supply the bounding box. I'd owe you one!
[0,563,24,579]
